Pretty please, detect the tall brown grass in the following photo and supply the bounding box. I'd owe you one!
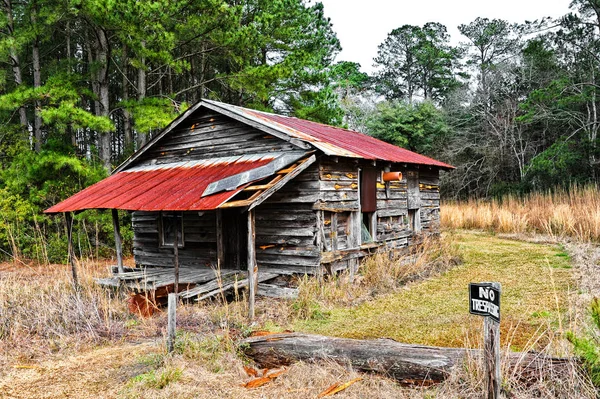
[0,261,130,361]
[442,185,600,241]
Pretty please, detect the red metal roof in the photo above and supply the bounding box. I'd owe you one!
[201,100,453,169]
[246,110,453,169]
[45,156,274,214]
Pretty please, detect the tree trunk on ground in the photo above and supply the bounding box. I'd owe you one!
[241,333,573,385]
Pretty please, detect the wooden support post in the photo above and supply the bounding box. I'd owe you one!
[330,212,338,251]
[173,212,180,295]
[111,209,124,274]
[167,293,176,353]
[247,209,257,321]
[315,210,324,279]
[484,282,501,399]
[65,212,79,288]
[216,210,225,268]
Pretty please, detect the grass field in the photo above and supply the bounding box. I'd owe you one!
[0,231,591,398]
[296,231,574,352]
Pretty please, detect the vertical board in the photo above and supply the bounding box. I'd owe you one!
[407,170,420,210]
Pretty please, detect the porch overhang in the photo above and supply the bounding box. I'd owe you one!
[44,152,315,214]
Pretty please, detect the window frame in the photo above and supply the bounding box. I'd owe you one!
[159,212,185,248]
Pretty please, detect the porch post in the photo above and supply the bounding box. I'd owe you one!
[247,209,257,321]
[173,212,180,294]
[216,210,225,268]
[65,212,79,288]
[111,209,124,274]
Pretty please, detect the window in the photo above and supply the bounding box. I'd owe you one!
[160,212,184,248]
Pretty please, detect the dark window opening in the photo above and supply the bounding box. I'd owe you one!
[160,212,184,248]
[361,212,375,243]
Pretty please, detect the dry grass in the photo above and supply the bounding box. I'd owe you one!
[442,185,600,242]
[0,231,596,398]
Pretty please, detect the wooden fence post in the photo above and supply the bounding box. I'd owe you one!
[247,209,257,321]
[167,293,176,353]
[484,282,501,399]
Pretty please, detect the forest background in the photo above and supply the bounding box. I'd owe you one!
[1,0,598,262]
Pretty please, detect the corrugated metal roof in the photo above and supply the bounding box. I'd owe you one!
[202,99,454,169]
[44,155,276,214]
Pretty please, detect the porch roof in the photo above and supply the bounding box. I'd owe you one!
[45,153,305,213]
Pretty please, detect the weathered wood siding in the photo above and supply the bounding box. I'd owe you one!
[132,211,217,268]
[254,164,321,274]
[418,170,441,233]
[315,157,441,272]
[134,110,297,166]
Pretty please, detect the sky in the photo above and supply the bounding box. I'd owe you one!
[319,0,573,73]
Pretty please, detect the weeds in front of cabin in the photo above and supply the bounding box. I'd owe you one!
[292,235,462,321]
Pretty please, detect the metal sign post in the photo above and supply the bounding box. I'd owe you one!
[469,282,501,399]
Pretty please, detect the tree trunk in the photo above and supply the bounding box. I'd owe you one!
[32,7,42,152]
[136,41,147,150]
[241,333,572,385]
[92,26,111,169]
[122,46,133,153]
[4,0,27,129]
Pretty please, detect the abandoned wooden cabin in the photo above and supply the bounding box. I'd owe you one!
[45,99,453,310]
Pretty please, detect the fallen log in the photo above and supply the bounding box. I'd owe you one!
[241,333,573,385]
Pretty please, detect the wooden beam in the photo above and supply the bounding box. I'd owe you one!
[248,155,316,211]
[247,209,257,321]
[173,212,180,294]
[111,209,124,274]
[216,210,225,268]
[64,212,79,288]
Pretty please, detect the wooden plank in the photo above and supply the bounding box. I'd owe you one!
[167,293,176,353]
[257,284,298,299]
[65,212,78,287]
[112,209,124,274]
[248,210,257,321]
[313,201,359,212]
[113,101,207,173]
[331,212,338,251]
[201,100,313,150]
[194,272,278,301]
[407,170,420,210]
[216,210,225,268]
[248,155,317,211]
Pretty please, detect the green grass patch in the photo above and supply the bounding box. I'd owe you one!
[295,232,573,351]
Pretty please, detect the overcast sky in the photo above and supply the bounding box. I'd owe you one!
[319,0,573,73]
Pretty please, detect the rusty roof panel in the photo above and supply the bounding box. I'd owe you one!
[44,155,276,214]
[202,99,453,169]
[247,111,454,169]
